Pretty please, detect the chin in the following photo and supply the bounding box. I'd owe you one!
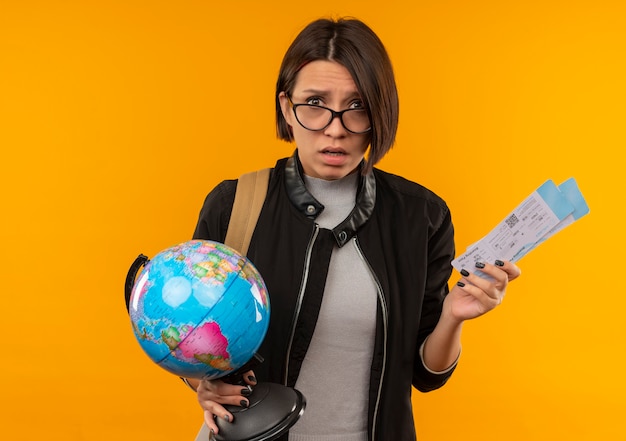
[305,159,358,180]
[318,168,352,181]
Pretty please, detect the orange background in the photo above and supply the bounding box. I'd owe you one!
[1,1,624,440]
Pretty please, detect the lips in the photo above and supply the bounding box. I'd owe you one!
[321,147,347,156]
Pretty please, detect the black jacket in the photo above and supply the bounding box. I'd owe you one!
[193,152,456,440]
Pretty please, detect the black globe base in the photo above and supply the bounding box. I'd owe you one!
[214,382,305,441]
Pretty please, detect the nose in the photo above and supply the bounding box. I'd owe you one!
[323,113,348,136]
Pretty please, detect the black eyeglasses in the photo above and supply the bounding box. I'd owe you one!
[288,98,371,134]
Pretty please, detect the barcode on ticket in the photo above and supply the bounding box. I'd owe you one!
[505,213,519,228]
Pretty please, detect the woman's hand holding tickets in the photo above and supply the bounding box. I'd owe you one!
[445,260,522,323]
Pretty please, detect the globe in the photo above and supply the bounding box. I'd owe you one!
[128,239,270,380]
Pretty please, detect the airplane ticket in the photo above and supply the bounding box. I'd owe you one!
[451,178,589,275]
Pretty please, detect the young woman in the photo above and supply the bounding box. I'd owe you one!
[187,17,521,441]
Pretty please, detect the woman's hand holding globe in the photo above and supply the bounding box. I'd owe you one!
[186,372,258,436]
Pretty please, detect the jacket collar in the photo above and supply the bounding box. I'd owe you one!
[285,150,376,247]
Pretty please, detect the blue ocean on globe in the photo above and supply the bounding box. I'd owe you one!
[129,240,270,380]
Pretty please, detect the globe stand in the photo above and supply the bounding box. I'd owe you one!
[215,382,305,441]
[214,354,306,441]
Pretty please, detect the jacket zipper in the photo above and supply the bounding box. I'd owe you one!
[354,237,388,441]
[283,224,320,385]
[282,230,388,440]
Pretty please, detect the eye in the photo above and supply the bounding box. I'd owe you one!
[349,100,365,110]
[305,97,324,106]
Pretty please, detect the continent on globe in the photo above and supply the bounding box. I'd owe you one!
[128,240,270,380]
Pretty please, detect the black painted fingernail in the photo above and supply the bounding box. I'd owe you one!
[241,387,252,396]
[247,375,257,383]
[457,281,465,287]
[223,414,230,422]
[475,262,485,269]
[460,269,470,277]
[495,260,504,267]
[240,400,249,408]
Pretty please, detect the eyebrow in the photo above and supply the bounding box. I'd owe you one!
[296,89,362,100]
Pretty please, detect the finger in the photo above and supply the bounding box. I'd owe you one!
[243,370,257,386]
[200,378,250,400]
[200,401,234,426]
[474,261,508,286]
[459,265,506,300]
[199,390,250,410]
[203,410,221,437]
[497,260,522,281]
[197,385,242,422]
[475,260,521,282]
[454,279,501,310]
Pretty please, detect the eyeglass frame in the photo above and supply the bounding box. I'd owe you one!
[287,96,372,134]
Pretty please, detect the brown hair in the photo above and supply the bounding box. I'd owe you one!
[275,17,399,173]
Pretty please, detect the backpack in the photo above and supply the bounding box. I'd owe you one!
[224,168,271,255]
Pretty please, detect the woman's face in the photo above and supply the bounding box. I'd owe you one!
[279,60,370,181]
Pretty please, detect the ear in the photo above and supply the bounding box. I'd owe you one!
[278,92,294,125]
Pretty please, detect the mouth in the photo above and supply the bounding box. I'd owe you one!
[321,147,347,156]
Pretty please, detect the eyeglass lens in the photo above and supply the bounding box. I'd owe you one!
[295,105,370,133]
